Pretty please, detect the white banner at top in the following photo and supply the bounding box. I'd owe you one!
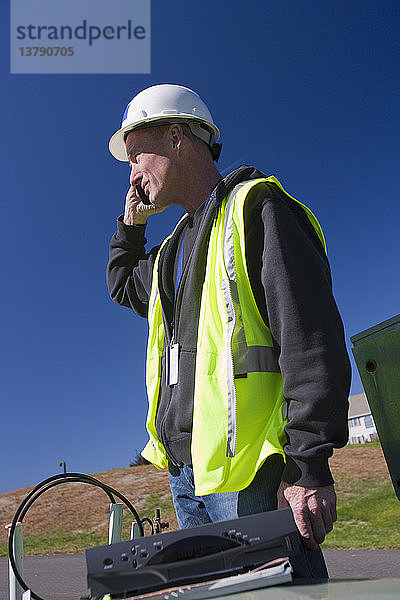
[10,0,151,74]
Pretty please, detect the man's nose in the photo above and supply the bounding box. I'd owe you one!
[129,165,138,186]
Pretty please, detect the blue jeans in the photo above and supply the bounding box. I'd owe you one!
[168,454,328,580]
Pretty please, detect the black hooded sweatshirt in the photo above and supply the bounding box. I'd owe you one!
[107,166,351,488]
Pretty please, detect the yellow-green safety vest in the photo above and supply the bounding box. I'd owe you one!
[141,177,326,496]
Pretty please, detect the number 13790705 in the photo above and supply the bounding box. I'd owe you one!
[18,46,74,56]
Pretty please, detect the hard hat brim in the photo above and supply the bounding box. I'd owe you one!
[109,114,220,162]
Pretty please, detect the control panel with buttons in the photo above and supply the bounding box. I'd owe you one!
[86,508,299,598]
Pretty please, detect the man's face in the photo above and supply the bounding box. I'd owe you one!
[125,127,176,208]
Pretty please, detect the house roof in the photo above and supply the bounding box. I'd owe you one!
[348,392,371,418]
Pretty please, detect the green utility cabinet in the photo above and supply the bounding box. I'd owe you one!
[351,314,400,501]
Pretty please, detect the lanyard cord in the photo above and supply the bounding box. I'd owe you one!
[174,192,214,297]
[175,230,185,297]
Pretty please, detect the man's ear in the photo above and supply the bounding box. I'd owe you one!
[169,124,184,150]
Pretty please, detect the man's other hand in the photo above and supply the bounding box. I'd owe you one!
[277,482,337,549]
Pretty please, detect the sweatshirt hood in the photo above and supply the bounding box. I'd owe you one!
[213,165,267,212]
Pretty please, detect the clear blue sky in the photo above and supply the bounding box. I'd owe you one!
[1,1,399,493]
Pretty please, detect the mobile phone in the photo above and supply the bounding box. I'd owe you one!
[136,183,151,205]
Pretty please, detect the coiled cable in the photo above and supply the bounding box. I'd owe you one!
[8,472,145,600]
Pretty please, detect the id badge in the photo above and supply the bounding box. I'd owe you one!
[167,343,180,386]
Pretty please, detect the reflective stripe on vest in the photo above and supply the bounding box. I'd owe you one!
[142,177,327,495]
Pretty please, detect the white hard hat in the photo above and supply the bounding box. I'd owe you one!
[109,84,221,162]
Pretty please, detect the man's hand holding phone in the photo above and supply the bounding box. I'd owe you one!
[123,185,166,225]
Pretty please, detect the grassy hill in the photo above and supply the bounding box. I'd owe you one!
[1,442,399,556]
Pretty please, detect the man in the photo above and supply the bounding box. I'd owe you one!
[107,84,351,578]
